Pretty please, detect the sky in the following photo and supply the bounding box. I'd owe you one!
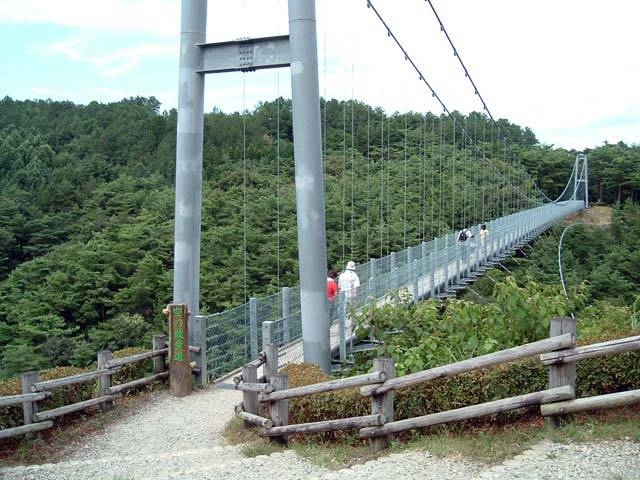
[0,0,638,151]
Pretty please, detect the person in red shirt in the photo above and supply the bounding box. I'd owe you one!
[327,268,339,300]
[327,268,339,320]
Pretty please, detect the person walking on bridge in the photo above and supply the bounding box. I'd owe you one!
[338,261,360,303]
[327,268,339,320]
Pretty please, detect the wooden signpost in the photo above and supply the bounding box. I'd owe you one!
[164,303,192,397]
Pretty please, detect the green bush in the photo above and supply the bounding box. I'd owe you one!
[353,277,587,376]
[110,346,155,386]
[282,364,368,443]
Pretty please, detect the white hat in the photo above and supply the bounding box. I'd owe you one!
[346,261,356,271]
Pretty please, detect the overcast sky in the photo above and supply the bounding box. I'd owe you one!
[0,0,638,150]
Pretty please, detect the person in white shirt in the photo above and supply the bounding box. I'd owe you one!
[338,260,360,302]
[480,224,489,242]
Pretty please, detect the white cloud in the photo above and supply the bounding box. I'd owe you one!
[0,0,179,36]
[37,37,177,77]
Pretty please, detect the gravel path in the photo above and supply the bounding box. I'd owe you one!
[1,384,638,480]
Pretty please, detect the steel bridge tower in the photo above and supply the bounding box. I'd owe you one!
[172,0,331,372]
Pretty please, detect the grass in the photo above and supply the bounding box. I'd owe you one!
[223,406,640,470]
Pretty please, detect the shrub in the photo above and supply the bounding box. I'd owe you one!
[282,364,368,443]
[110,347,155,386]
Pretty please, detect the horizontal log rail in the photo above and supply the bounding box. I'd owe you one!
[236,382,274,394]
[361,334,574,397]
[104,349,168,369]
[108,372,169,395]
[540,335,640,365]
[33,393,122,422]
[0,392,51,407]
[262,414,385,437]
[259,371,386,402]
[237,411,273,428]
[30,368,121,392]
[0,421,54,440]
[359,386,574,439]
[541,389,640,416]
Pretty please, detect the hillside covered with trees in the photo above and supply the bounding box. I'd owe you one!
[0,95,638,378]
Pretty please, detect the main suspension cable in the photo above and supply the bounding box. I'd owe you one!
[422,0,551,204]
[365,0,544,207]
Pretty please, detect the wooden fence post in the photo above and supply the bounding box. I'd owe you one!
[242,364,258,423]
[264,344,279,384]
[152,335,166,375]
[21,371,39,439]
[269,373,289,445]
[97,350,114,412]
[370,357,395,452]
[547,316,577,428]
[165,303,192,397]
[262,320,278,383]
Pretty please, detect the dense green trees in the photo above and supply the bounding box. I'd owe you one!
[0,96,638,378]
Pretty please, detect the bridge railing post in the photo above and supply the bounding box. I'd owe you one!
[443,243,449,291]
[474,225,481,272]
[191,315,207,385]
[432,237,439,293]
[406,247,412,289]
[390,252,398,290]
[262,320,274,350]
[281,287,291,343]
[412,259,420,303]
[421,241,428,284]
[455,241,461,283]
[338,291,347,361]
[429,252,436,297]
[249,297,258,360]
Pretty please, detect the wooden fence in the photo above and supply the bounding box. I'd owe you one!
[234,317,640,451]
[0,334,201,441]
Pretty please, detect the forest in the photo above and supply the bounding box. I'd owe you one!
[0,95,639,379]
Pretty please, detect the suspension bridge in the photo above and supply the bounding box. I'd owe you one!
[2,1,621,478]
[166,0,590,382]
